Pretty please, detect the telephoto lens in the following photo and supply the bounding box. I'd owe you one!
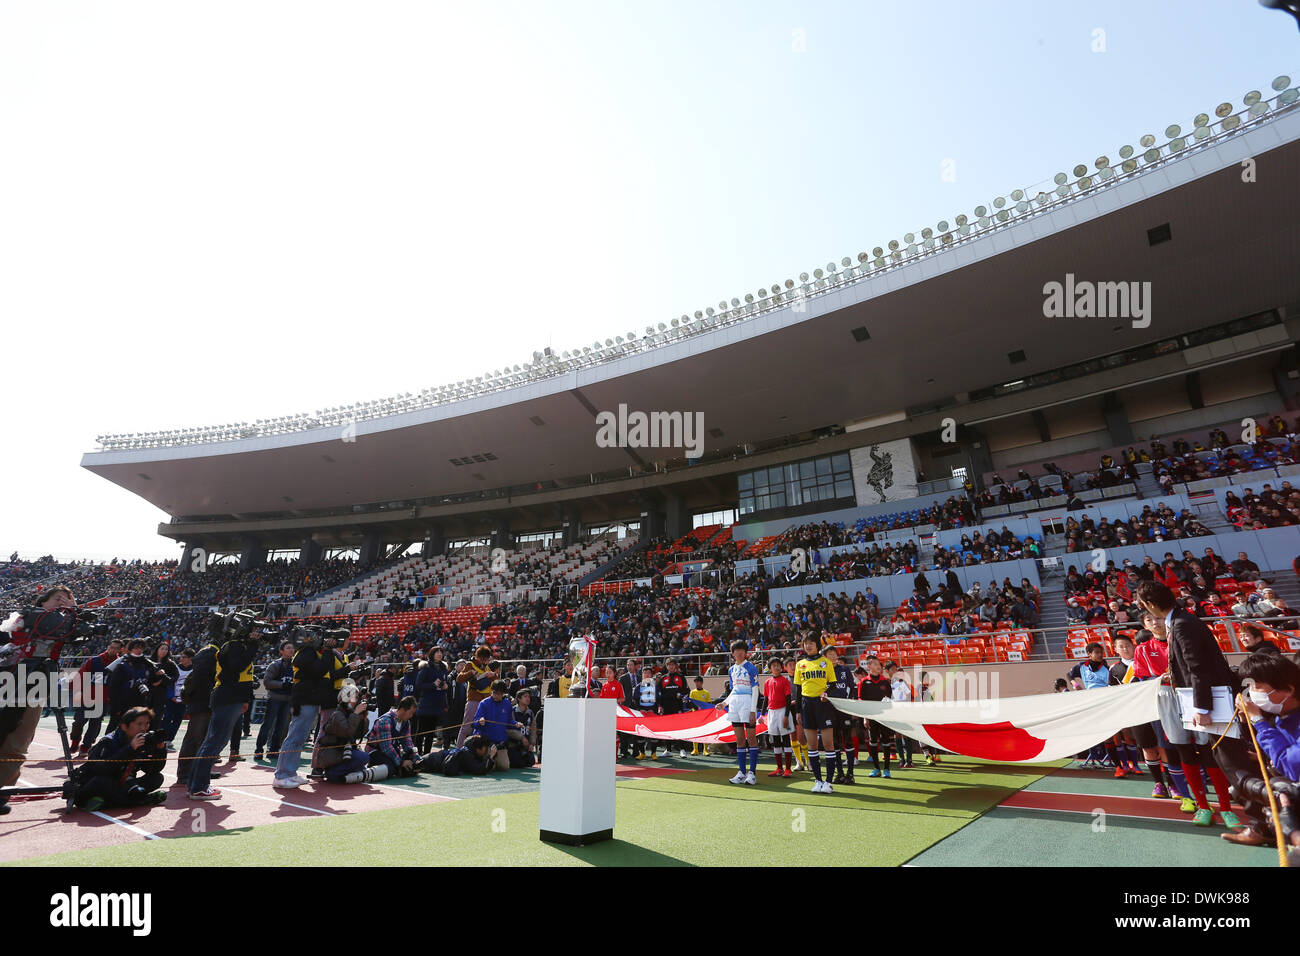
[343,764,390,785]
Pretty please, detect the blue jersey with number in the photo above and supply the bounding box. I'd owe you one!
[729,661,760,705]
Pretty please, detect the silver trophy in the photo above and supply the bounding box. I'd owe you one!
[567,633,597,698]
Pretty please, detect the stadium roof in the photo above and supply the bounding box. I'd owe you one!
[83,87,1300,521]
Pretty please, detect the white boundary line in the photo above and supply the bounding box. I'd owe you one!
[997,803,1183,825]
[89,811,163,840]
[219,786,337,816]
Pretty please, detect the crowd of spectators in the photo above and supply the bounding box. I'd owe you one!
[1224,482,1300,530]
[1061,502,1210,553]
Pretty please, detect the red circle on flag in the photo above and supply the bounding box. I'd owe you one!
[922,721,1046,762]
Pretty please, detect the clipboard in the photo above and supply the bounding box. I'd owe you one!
[1174,685,1241,738]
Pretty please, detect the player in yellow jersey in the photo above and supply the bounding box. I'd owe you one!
[688,676,713,755]
[794,634,838,794]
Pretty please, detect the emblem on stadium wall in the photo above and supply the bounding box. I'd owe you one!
[867,445,894,502]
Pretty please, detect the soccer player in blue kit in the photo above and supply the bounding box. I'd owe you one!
[726,640,761,785]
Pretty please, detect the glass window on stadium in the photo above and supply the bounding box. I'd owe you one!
[267,549,301,562]
[516,530,562,548]
[447,537,491,551]
[324,548,359,561]
[693,509,736,528]
[737,452,853,517]
[587,520,640,540]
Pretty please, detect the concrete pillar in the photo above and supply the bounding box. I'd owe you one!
[965,428,995,491]
[1102,392,1134,447]
[359,532,382,566]
[239,536,266,571]
[664,494,689,541]
[299,538,323,566]
[1272,346,1300,411]
[179,542,206,574]
[562,508,582,547]
[423,524,446,557]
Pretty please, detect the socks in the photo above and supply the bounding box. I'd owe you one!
[1181,762,1210,810]
[1165,763,1190,798]
[737,749,748,774]
[868,747,880,770]
[1205,765,1232,812]
[810,751,823,782]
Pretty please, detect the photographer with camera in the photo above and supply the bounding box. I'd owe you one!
[273,624,346,789]
[73,706,168,811]
[415,733,497,777]
[176,640,218,790]
[309,632,354,776]
[187,610,269,801]
[254,640,295,761]
[1228,654,1300,851]
[364,695,420,777]
[106,639,171,727]
[0,586,106,814]
[69,638,122,754]
[317,681,372,783]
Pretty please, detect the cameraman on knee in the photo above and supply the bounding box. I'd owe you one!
[74,706,168,811]
[317,682,371,783]
[365,695,419,778]
[1232,654,1300,851]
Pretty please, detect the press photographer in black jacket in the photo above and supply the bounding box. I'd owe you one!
[74,706,168,811]
[186,611,267,800]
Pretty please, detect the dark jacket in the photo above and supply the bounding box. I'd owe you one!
[80,727,166,782]
[373,674,396,715]
[182,644,218,715]
[1167,607,1239,713]
[105,654,161,723]
[415,662,448,715]
[211,639,258,708]
[419,744,493,776]
[291,647,334,709]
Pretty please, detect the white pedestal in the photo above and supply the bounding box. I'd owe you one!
[538,697,616,846]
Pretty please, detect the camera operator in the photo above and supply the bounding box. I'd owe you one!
[69,638,123,754]
[274,625,346,789]
[187,611,267,801]
[106,640,166,726]
[415,733,497,776]
[364,695,420,777]
[254,640,295,761]
[508,688,537,768]
[161,648,193,748]
[0,586,104,813]
[316,681,371,783]
[372,664,398,716]
[1230,654,1300,850]
[176,638,219,791]
[73,706,168,811]
[308,632,354,776]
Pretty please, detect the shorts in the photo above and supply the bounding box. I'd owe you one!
[1130,721,1157,749]
[799,697,834,731]
[726,695,755,726]
[1156,685,1210,747]
[867,719,895,746]
[766,705,794,737]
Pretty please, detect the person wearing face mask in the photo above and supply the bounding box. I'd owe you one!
[1227,655,1300,848]
[105,639,164,727]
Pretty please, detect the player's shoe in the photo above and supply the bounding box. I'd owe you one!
[744,772,757,786]
[883,769,891,779]
[843,774,855,785]
[1179,797,1198,813]
[768,768,784,777]
[811,780,825,793]
[781,769,793,778]
[1128,765,1143,775]
[729,771,747,785]
[833,770,846,785]
[823,781,834,794]
[1218,810,1242,829]
[1151,783,1169,799]
[868,769,882,778]
[1113,767,1127,779]
[1193,808,1214,827]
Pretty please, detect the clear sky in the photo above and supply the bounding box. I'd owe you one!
[2,0,1296,561]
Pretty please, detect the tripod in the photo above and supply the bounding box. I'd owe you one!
[0,657,82,813]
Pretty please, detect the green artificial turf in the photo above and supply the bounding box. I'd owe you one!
[7,756,1057,868]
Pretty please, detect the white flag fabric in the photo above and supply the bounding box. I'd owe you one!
[828,679,1163,763]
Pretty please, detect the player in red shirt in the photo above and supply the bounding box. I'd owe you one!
[763,658,795,777]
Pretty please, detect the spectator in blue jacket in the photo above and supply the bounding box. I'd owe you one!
[473,680,523,770]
